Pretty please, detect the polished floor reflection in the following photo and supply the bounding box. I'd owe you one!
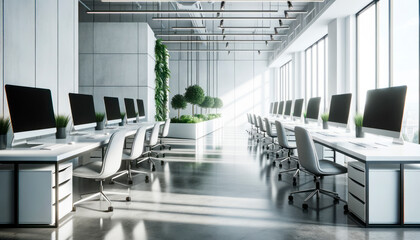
[1,128,420,240]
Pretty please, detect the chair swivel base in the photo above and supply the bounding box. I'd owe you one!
[288,180,348,211]
[110,167,150,184]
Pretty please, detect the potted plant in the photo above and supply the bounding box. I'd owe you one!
[95,113,105,130]
[199,96,214,114]
[120,112,126,126]
[354,113,364,138]
[213,97,223,113]
[0,117,10,150]
[303,111,308,124]
[184,85,205,115]
[55,115,70,139]
[321,113,329,129]
[171,94,187,118]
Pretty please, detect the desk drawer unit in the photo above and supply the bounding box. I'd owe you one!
[404,164,420,224]
[348,161,400,224]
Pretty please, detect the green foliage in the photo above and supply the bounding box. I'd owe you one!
[213,97,223,109]
[199,96,215,109]
[171,94,187,110]
[184,85,205,105]
[303,111,307,118]
[120,112,126,120]
[0,117,10,135]
[170,114,222,124]
[55,115,70,128]
[354,113,363,127]
[95,112,105,122]
[155,39,171,121]
[321,113,329,122]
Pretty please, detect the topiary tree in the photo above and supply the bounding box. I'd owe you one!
[171,94,187,118]
[184,85,205,115]
[199,96,215,114]
[213,97,223,113]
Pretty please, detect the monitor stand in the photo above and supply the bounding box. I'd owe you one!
[392,136,404,145]
[11,138,42,148]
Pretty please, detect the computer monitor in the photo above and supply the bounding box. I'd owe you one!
[306,97,321,122]
[284,100,292,116]
[328,93,352,128]
[124,98,137,123]
[269,102,274,114]
[273,102,279,115]
[293,99,304,118]
[278,101,284,116]
[104,97,122,125]
[362,86,407,140]
[136,99,146,119]
[5,85,56,141]
[69,93,96,131]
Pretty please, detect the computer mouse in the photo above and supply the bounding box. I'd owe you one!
[104,132,110,136]
[68,141,75,145]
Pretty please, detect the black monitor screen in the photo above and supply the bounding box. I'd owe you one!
[293,99,304,117]
[328,93,352,125]
[278,101,284,115]
[306,97,321,120]
[269,102,274,114]
[104,97,121,121]
[69,93,96,126]
[124,98,137,119]
[363,86,407,133]
[5,85,56,133]
[284,100,292,116]
[137,99,145,117]
[273,102,279,114]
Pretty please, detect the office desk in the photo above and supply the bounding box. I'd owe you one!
[0,122,156,228]
[269,117,420,227]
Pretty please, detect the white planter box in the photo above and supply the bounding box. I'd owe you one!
[167,118,223,139]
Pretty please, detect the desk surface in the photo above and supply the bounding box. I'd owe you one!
[0,122,157,162]
[269,117,420,163]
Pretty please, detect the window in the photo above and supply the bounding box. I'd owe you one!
[279,61,292,101]
[305,35,328,110]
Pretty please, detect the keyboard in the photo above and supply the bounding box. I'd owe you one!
[40,144,66,151]
[316,132,337,137]
[86,134,109,139]
[349,141,377,149]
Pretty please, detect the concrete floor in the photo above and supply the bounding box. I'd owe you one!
[1,128,420,240]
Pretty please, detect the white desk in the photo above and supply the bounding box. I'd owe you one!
[269,117,420,227]
[0,122,156,228]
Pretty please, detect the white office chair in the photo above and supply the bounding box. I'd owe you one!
[140,122,163,170]
[288,126,348,210]
[154,119,172,151]
[73,130,130,212]
[110,126,150,184]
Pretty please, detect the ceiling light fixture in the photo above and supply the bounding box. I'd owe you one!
[287,1,294,10]
[168,49,275,53]
[153,17,296,21]
[156,33,287,37]
[219,26,270,29]
[161,40,282,43]
[172,27,206,30]
[86,10,278,14]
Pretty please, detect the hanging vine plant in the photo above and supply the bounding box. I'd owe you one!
[154,39,171,121]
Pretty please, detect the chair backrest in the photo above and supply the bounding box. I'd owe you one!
[258,116,266,132]
[247,114,251,124]
[127,126,147,160]
[100,130,127,179]
[161,119,171,137]
[275,120,292,149]
[264,118,275,137]
[149,123,161,145]
[250,114,255,125]
[253,114,259,127]
[294,126,322,175]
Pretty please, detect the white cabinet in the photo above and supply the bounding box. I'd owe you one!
[404,164,420,224]
[0,165,14,224]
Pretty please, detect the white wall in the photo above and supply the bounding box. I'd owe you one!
[79,22,156,121]
[168,49,273,128]
[0,0,79,116]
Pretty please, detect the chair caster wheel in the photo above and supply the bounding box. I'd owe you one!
[302,203,308,209]
[162,153,165,158]
[145,176,149,183]
[288,160,291,164]
[126,197,131,202]
[278,174,282,181]
[72,206,76,212]
[109,180,114,184]
[267,154,269,158]
[161,161,165,166]
[108,206,113,212]
[128,180,133,185]
[272,161,276,167]
[160,146,163,150]
[168,147,171,150]
[288,195,293,201]
[152,165,156,171]
[266,146,270,150]
[279,164,283,168]
[344,205,349,212]
[292,181,297,186]
[276,154,279,158]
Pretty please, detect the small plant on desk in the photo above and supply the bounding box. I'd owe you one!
[95,113,105,130]
[321,113,329,129]
[120,112,126,126]
[55,115,70,139]
[0,117,10,150]
[303,111,308,124]
[354,113,364,138]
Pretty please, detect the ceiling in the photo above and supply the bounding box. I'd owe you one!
[79,0,322,55]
